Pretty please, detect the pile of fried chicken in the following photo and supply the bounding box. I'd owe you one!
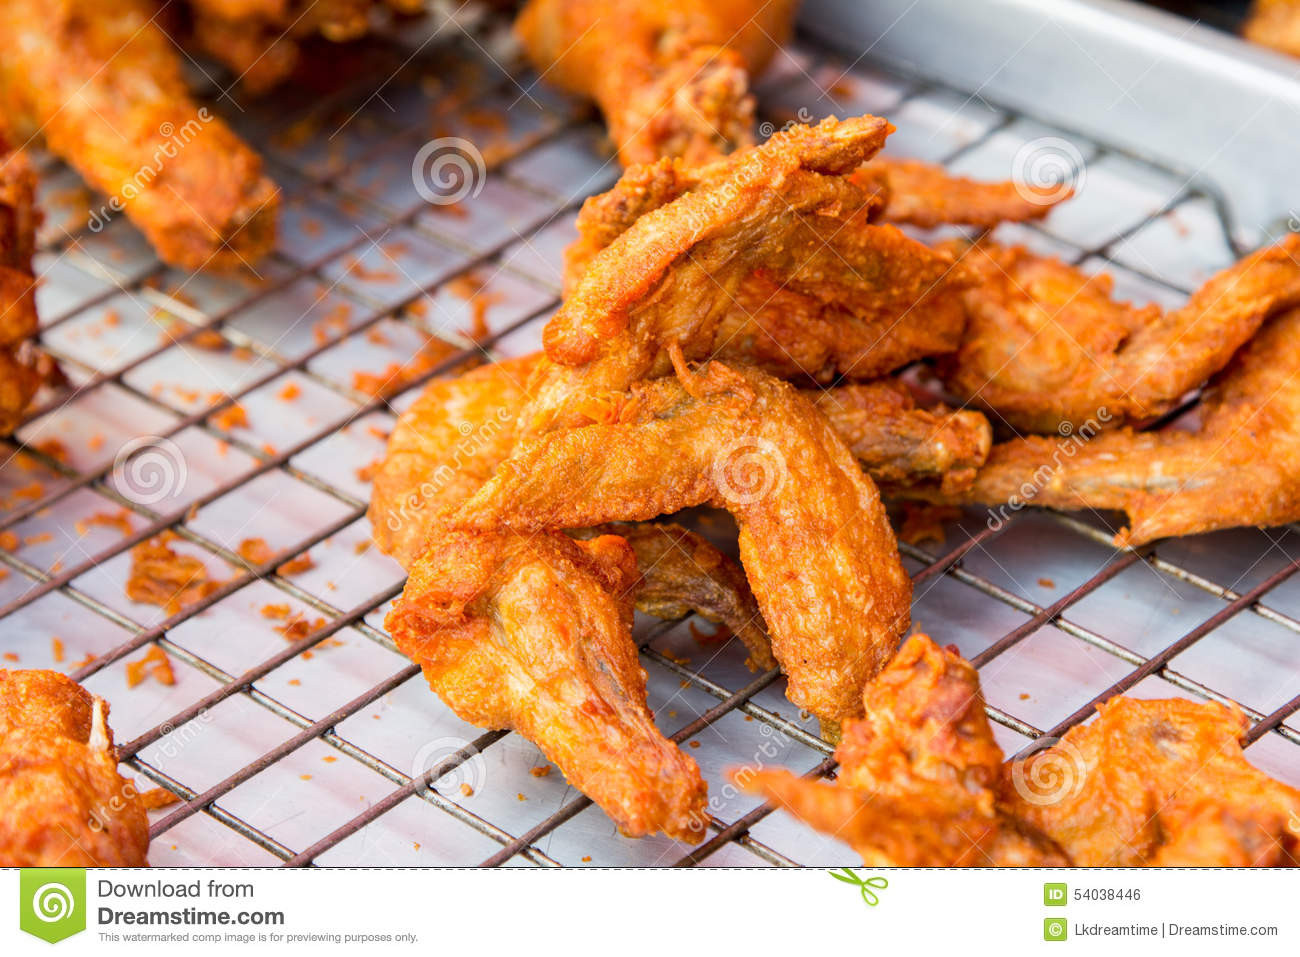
[2,0,1298,867]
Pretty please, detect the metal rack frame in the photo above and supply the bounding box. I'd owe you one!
[2,14,1297,868]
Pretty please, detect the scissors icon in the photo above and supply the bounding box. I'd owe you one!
[828,868,889,906]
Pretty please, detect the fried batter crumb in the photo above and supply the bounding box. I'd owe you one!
[139,787,182,810]
[126,646,176,687]
[1037,577,1055,588]
[277,552,315,576]
[898,503,963,546]
[210,403,249,431]
[51,637,64,663]
[529,765,551,778]
[75,508,134,537]
[278,382,302,401]
[237,537,274,565]
[459,783,473,797]
[260,603,291,620]
[127,533,223,612]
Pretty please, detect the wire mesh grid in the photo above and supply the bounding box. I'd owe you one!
[2,22,1298,868]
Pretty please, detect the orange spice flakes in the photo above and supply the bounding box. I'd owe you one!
[446,272,504,343]
[138,787,182,810]
[237,537,274,565]
[0,530,17,551]
[126,646,176,687]
[276,614,327,642]
[2,652,18,663]
[75,508,134,537]
[126,532,223,613]
[23,532,51,547]
[210,403,250,432]
[898,503,963,547]
[529,766,551,778]
[260,603,291,620]
[353,540,371,555]
[4,480,45,509]
[343,257,398,284]
[355,459,382,483]
[33,438,70,463]
[351,337,459,399]
[87,433,105,452]
[278,552,315,576]
[51,637,65,663]
[277,381,302,402]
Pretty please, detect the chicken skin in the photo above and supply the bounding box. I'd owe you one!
[938,235,1300,433]
[385,527,709,842]
[1,670,149,866]
[533,115,971,433]
[914,304,1300,546]
[743,635,1300,866]
[515,0,800,167]
[459,359,913,726]
[0,150,41,435]
[0,0,279,271]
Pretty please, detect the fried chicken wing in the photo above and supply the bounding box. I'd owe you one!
[460,360,913,725]
[385,528,708,842]
[1244,0,1300,58]
[0,0,278,271]
[742,635,1300,867]
[0,670,149,866]
[533,116,971,430]
[0,150,41,435]
[938,235,1300,433]
[921,305,1300,545]
[851,156,1072,229]
[515,0,800,167]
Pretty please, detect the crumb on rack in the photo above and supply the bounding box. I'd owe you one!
[237,537,274,565]
[260,603,291,620]
[75,508,134,537]
[278,552,315,576]
[127,533,223,613]
[277,381,302,402]
[351,337,459,398]
[459,783,473,797]
[210,403,250,431]
[51,637,64,663]
[126,646,176,688]
[529,765,551,778]
[1037,577,1055,588]
[138,787,182,810]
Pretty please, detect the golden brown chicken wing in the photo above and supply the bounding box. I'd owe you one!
[1244,0,1300,57]
[743,634,1300,866]
[913,304,1300,545]
[0,0,278,271]
[0,150,41,435]
[459,359,913,726]
[937,235,1300,433]
[852,155,1073,229]
[515,0,800,167]
[532,116,971,432]
[0,670,149,866]
[385,527,709,842]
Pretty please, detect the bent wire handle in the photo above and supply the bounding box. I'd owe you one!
[828,868,889,905]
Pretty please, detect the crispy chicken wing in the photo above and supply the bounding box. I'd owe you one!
[0,0,278,271]
[459,360,913,725]
[0,670,149,866]
[852,156,1072,229]
[515,0,800,167]
[920,305,1300,545]
[1244,0,1300,57]
[743,635,1300,866]
[385,527,708,842]
[0,150,41,435]
[938,235,1300,433]
[533,116,971,431]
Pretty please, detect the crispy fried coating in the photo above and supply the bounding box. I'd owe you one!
[533,116,971,430]
[0,151,41,435]
[915,305,1300,545]
[385,528,708,842]
[0,670,149,866]
[851,156,1072,229]
[742,635,1300,866]
[459,361,913,725]
[1006,697,1300,866]
[938,235,1300,433]
[515,0,799,167]
[1244,0,1300,57]
[0,0,278,271]
[365,354,775,668]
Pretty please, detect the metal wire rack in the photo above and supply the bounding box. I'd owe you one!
[2,18,1298,868]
